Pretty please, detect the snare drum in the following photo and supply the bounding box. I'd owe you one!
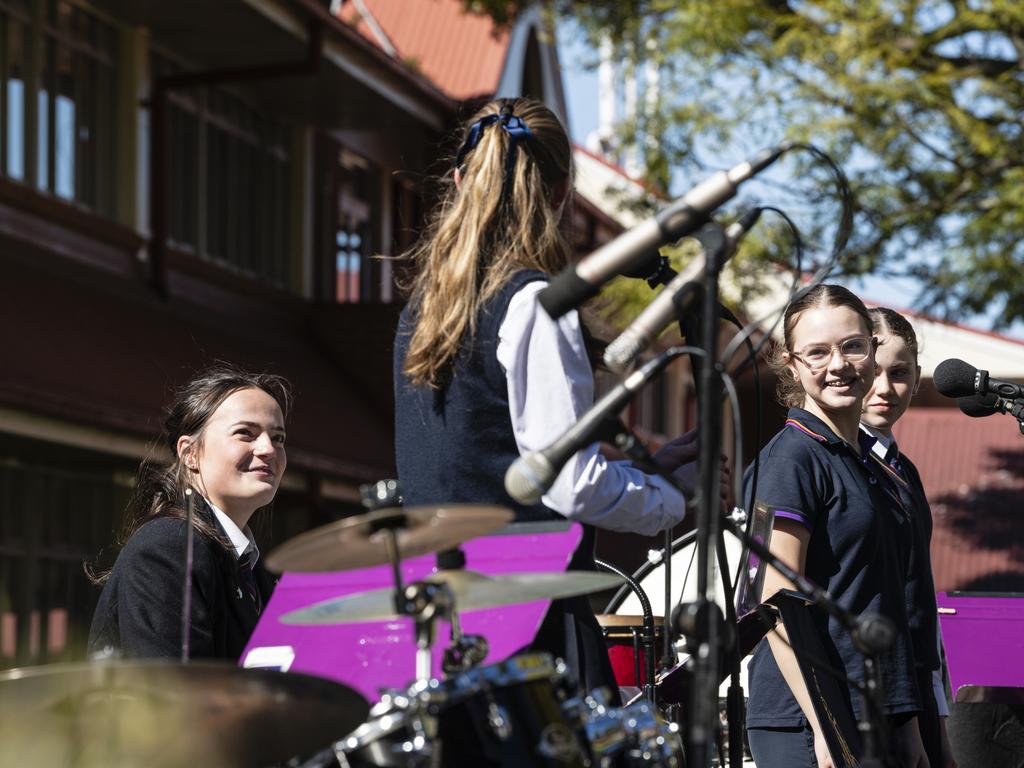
[595,615,664,688]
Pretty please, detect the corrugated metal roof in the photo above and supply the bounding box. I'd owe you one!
[893,408,1024,592]
[337,0,510,101]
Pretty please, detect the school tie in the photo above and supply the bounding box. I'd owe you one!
[885,441,903,477]
[237,548,262,615]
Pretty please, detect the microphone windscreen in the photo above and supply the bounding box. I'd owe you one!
[933,358,977,398]
[957,392,999,418]
[504,452,557,506]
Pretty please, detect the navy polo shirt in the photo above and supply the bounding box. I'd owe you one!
[744,408,920,728]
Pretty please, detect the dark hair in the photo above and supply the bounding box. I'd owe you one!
[868,307,920,366]
[88,364,292,584]
[769,284,876,407]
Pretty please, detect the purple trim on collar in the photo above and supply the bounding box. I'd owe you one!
[785,418,829,443]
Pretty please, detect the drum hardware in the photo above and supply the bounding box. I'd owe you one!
[595,558,661,704]
[441,607,489,675]
[0,660,369,768]
[595,614,665,703]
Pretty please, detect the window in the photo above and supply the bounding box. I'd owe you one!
[334,147,379,302]
[0,437,133,669]
[0,0,118,216]
[154,52,294,291]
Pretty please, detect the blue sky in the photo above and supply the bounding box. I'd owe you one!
[557,24,1024,341]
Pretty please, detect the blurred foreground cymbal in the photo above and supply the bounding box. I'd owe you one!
[281,570,624,625]
[265,504,514,573]
[0,660,369,768]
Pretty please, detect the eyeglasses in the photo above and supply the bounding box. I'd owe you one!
[791,336,875,370]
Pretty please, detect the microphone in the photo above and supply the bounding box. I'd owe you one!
[934,358,1024,400]
[504,350,681,505]
[603,209,762,372]
[538,143,794,319]
[957,392,1001,418]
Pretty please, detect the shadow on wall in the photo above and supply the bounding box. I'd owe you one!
[932,446,1024,592]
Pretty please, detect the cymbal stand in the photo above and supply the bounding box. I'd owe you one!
[376,517,456,684]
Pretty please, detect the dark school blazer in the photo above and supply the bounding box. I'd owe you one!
[87,507,276,661]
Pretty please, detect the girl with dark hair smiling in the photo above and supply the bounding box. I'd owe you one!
[88,365,291,661]
[744,285,927,768]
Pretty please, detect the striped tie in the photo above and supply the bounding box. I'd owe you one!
[238,549,262,615]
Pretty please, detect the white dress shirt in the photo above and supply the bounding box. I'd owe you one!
[207,497,259,563]
[496,281,686,537]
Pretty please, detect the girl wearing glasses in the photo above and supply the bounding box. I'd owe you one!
[744,285,927,768]
[393,98,711,694]
[861,308,955,768]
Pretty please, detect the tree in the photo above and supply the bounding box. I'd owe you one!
[472,0,1024,327]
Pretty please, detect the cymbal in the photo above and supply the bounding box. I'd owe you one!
[281,569,624,625]
[0,660,369,768]
[264,504,514,573]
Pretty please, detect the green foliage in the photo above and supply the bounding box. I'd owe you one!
[468,0,1024,327]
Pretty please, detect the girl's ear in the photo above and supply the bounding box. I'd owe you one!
[782,351,799,381]
[177,435,197,471]
[912,364,923,397]
[454,167,463,189]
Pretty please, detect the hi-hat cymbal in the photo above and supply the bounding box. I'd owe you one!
[281,569,624,625]
[264,504,514,573]
[0,660,369,768]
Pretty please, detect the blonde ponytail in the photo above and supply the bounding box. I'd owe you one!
[401,98,573,388]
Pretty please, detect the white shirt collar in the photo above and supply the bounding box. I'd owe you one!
[859,422,894,461]
[205,497,259,562]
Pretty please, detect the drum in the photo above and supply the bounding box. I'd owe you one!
[342,653,590,768]
[615,530,752,694]
[436,653,589,767]
[595,614,664,688]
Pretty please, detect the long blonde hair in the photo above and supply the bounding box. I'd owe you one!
[402,97,573,388]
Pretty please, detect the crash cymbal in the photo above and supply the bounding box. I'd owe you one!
[0,660,369,768]
[264,504,514,573]
[281,569,624,625]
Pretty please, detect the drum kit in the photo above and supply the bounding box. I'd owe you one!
[0,502,687,767]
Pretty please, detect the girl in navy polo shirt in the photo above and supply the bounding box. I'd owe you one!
[745,285,927,768]
[862,307,954,768]
[393,98,709,694]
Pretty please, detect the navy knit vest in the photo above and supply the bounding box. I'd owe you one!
[394,269,557,522]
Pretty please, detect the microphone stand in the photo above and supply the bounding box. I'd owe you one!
[181,488,195,662]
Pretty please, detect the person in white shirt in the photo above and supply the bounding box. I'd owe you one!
[393,97,722,693]
[88,365,289,660]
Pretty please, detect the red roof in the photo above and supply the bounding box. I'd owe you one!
[893,408,1024,592]
[336,0,510,101]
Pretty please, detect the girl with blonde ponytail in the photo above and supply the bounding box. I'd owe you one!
[394,98,701,695]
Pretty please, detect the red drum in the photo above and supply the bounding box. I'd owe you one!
[595,614,664,688]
